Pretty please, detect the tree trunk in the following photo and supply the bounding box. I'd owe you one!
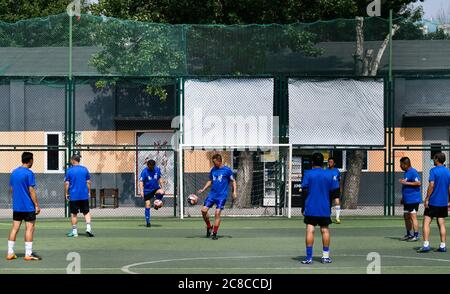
[235,151,253,208]
[342,150,364,209]
[344,17,399,209]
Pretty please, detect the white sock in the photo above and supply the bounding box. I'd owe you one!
[72,225,78,235]
[424,240,430,248]
[7,240,15,255]
[335,205,341,219]
[25,242,32,256]
[440,242,446,249]
[322,251,330,259]
[86,223,92,232]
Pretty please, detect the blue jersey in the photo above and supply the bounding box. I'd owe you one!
[429,165,450,207]
[10,166,36,212]
[65,165,91,201]
[402,167,422,204]
[209,166,234,199]
[327,168,341,190]
[140,166,161,194]
[302,168,333,217]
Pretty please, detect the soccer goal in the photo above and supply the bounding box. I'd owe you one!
[179,144,293,218]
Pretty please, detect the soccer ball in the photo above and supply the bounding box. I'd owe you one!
[188,194,199,206]
[154,199,163,210]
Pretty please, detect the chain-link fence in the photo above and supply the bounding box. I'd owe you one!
[1,14,450,218]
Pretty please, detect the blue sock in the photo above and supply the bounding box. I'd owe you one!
[323,246,329,252]
[306,246,313,260]
[145,207,151,224]
[414,231,419,238]
[155,193,164,200]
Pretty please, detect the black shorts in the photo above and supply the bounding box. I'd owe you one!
[330,188,340,200]
[424,205,448,219]
[13,211,36,222]
[69,200,90,215]
[403,203,420,213]
[144,189,162,201]
[304,216,332,227]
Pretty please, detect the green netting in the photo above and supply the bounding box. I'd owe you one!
[0,13,395,77]
[1,13,449,77]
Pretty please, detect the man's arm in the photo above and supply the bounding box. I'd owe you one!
[87,180,91,196]
[425,181,434,208]
[231,179,237,200]
[399,179,421,186]
[29,186,40,215]
[301,188,308,214]
[198,180,212,194]
[64,181,70,201]
[139,180,144,197]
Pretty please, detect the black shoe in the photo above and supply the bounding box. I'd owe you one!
[86,230,94,237]
[146,223,151,228]
[206,227,212,238]
[211,233,218,240]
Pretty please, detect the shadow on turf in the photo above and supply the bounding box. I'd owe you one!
[384,236,406,241]
[138,224,163,227]
[184,235,233,239]
[292,256,324,263]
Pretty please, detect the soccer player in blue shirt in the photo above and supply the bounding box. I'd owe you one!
[139,159,165,228]
[418,152,450,253]
[399,157,422,242]
[198,154,237,240]
[327,157,342,224]
[65,154,94,237]
[301,152,333,264]
[6,152,42,261]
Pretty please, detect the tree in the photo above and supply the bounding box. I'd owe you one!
[0,0,72,22]
[343,16,401,209]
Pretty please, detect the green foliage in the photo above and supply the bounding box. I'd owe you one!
[423,29,450,40]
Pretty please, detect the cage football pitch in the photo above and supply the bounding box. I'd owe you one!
[0,217,449,274]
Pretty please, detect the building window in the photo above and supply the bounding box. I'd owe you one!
[45,132,83,173]
[345,150,368,171]
[45,132,64,173]
[47,134,60,170]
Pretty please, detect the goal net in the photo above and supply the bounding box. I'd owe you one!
[179,144,293,218]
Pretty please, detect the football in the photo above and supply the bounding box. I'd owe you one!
[153,199,163,210]
[188,194,199,205]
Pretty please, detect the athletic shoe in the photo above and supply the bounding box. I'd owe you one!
[401,234,413,241]
[335,218,341,224]
[6,253,17,260]
[86,230,94,237]
[24,253,42,261]
[321,257,333,264]
[211,233,218,240]
[417,246,431,253]
[407,236,419,242]
[67,231,78,237]
[146,223,151,228]
[301,258,313,264]
[206,227,212,238]
[436,247,447,253]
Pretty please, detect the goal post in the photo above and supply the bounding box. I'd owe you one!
[178,144,293,219]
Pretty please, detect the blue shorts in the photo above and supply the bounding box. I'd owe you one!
[204,195,227,210]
